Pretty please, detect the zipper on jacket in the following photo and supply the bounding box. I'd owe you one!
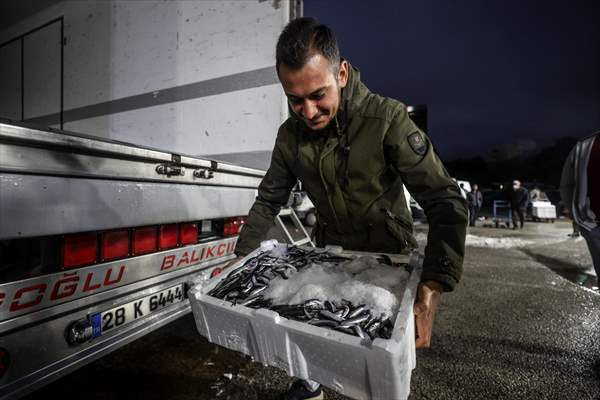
[380,208,412,231]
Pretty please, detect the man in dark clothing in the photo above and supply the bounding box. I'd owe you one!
[510,180,528,229]
[467,184,483,227]
[232,17,468,400]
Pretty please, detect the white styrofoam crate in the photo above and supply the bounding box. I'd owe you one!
[532,202,557,219]
[189,244,422,400]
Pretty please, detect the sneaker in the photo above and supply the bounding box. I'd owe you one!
[281,379,324,400]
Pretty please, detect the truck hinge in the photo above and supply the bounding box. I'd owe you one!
[193,168,214,179]
[156,163,184,177]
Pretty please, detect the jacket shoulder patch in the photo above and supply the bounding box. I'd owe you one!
[408,131,427,156]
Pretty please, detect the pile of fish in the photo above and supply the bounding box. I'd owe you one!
[207,246,396,340]
[271,299,393,340]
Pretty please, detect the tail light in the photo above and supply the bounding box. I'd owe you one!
[101,230,130,261]
[180,223,198,245]
[0,348,9,380]
[7,218,233,282]
[159,224,179,250]
[132,226,158,255]
[61,233,98,270]
[223,216,246,236]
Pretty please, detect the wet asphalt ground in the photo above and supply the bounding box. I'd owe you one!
[23,219,600,400]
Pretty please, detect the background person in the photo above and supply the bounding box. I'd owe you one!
[510,180,529,229]
[467,184,483,227]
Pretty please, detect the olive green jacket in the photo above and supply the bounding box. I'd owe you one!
[236,64,467,291]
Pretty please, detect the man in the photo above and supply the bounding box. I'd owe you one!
[510,180,528,229]
[234,18,468,400]
[467,184,483,227]
[560,132,600,287]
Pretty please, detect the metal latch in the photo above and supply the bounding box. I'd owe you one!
[156,164,184,177]
[193,168,214,179]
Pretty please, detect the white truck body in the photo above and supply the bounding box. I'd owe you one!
[0,1,301,397]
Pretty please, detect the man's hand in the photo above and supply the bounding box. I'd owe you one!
[414,280,443,348]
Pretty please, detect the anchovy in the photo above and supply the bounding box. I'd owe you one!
[256,275,271,285]
[340,305,351,319]
[239,296,259,306]
[366,320,383,339]
[304,299,324,309]
[347,304,367,319]
[206,245,396,340]
[308,319,338,328]
[324,300,337,313]
[248,285,267,297]
[352,325,367,339]
[319,309,344,322]
[338,313,371,329]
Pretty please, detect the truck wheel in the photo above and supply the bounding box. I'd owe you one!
[305,212,317,227]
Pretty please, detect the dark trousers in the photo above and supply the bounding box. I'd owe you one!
[469,206,480,226]
[512,208,525,228]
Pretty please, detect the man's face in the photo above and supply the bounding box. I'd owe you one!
[278,53,348,131]
[473,184,478,191]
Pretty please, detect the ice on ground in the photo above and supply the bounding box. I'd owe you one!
[264,257,409,319]
[466,234,534,248]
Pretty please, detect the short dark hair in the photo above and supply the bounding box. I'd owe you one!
[276,17,340,74]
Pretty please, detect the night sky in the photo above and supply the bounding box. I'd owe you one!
[304,0,600,160]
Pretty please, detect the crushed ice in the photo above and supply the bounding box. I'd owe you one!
[263,254,409,319]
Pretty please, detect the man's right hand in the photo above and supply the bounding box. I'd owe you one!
[414,280,443,348]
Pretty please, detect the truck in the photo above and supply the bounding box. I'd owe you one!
[0,1,302,398]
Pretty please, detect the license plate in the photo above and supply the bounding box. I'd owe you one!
[91,284,185,338]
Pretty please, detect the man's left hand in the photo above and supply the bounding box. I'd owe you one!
[414,280,443,348]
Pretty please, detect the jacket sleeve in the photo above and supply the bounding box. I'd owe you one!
[384,107,468,291]
[235,131,297,256]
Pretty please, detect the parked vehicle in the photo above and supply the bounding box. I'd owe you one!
[0,1,301,397]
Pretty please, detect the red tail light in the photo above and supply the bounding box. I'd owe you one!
[180,223,198,245]
[132,226,157,255]
[62,233,98,270]
[101,230,130,261]
[159,224,179,250]
[0,348,9,380]
[223,216,246,236]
